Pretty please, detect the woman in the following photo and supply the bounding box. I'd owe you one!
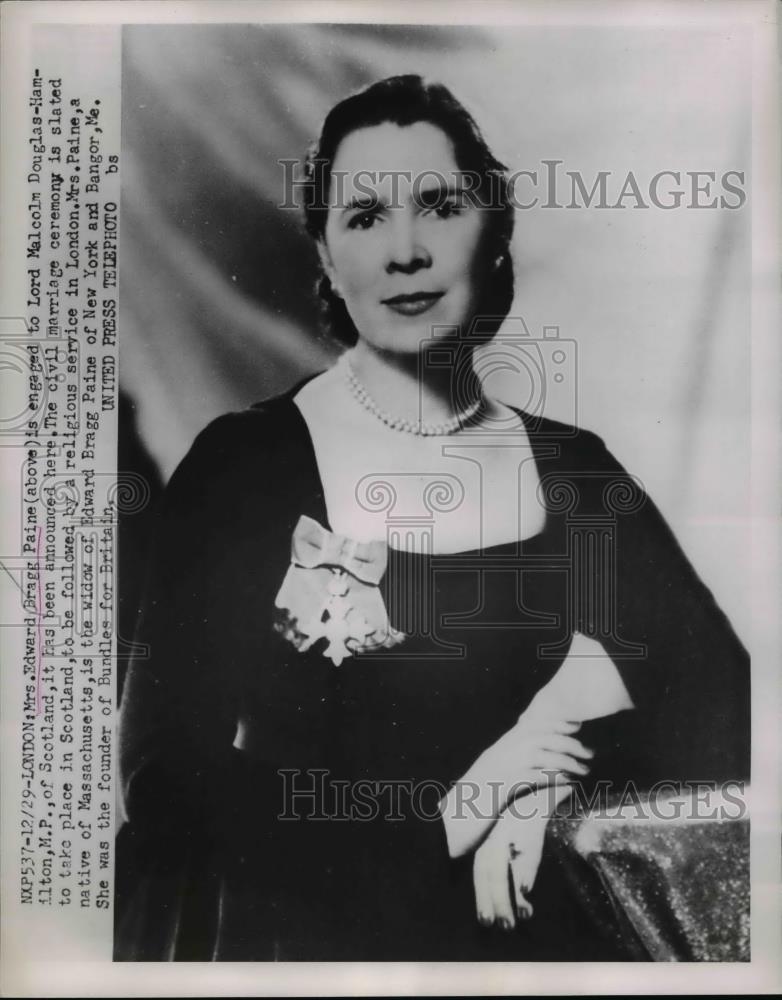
[115,75,749,961]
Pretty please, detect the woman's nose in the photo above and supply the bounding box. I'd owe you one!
[385,213,431,274]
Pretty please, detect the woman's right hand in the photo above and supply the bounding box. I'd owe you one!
[439,712,592,859]
[473,782,574,929]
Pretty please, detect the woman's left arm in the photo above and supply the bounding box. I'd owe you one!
[470,632,634,927]
[581,431,751,786]
[470,428,751,928]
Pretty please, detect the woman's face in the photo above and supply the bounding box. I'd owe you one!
[320,121,489,354]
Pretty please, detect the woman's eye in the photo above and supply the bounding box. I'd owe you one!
[431,200,462,220]
[348,211,379,231]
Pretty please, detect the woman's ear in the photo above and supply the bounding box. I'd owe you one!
[317,241,342,298]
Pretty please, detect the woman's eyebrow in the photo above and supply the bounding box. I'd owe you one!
[341,182,468,216]
[415,181,471,205]
[417,181,463,196]
[341,194,382,215]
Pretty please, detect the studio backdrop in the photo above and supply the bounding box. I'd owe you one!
[118,23,750,645]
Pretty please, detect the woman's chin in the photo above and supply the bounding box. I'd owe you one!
[358,319,465,355]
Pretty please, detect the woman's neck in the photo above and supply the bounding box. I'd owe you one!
[348,340,480,426]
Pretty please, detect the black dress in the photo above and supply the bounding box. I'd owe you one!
[114,382,749,961]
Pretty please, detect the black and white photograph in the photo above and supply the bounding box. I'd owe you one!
[0,1,779,995]
[115,16,754,964]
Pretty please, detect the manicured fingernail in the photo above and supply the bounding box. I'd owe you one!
[499,917,514,931]
[479,913,492,927]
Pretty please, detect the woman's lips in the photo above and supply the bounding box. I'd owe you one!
[381,292,444,317]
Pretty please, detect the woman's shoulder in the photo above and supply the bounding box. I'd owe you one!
[506,405,617,468]
[502,405,648,520]
[184,374,323,457]
[164,374,325,503]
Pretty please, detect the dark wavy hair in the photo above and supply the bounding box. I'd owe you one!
[303,74,515,347]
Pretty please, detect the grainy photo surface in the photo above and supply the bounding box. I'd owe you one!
[115,20,751,963]
[0,2,779,996]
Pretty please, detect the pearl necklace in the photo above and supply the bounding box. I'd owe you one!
[342,353,483,436]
